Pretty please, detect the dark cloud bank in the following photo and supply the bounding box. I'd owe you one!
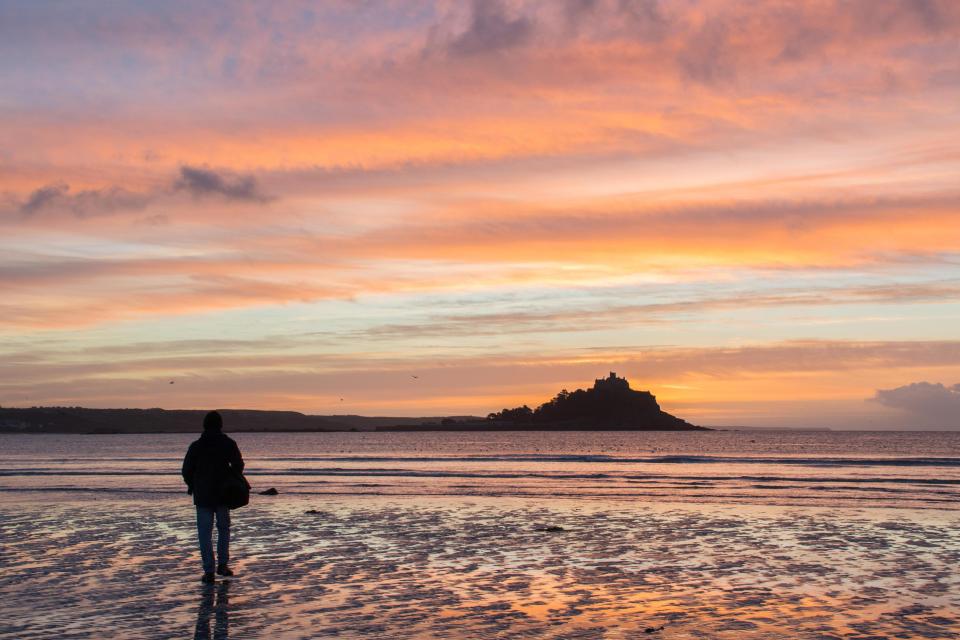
[872,382,960,428]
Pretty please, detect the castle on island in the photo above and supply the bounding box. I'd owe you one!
[482,371,704,430]
[594,371,632,392]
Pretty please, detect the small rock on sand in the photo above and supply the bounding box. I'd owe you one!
[259,487,279,495]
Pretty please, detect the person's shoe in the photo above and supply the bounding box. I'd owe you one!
[201,572,216,584]
[216,564,234,577]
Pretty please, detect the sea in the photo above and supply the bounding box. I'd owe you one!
[2,429,958,509]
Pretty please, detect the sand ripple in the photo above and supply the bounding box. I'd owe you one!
[1,495,958,639]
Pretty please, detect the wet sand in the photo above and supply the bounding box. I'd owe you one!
[2,493,958,639]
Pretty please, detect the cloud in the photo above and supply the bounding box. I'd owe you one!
[338,190,960,268]
[5,0,960,182]
[9,165,271,221]
[677,12,740,84]
[20,183,69,215]
[871,381,960,427]
[0,273,349,329]
[2,1,960,423]
[445,0,533,57]
[349,281,960,340]
[17,183,151,218]
[175,165,269,202]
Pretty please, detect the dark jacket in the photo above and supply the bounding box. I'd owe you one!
[181,431,245,507]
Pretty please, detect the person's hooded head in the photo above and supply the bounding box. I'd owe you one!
[203,410,223,433]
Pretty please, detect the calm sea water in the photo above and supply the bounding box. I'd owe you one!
[2,430,959,509]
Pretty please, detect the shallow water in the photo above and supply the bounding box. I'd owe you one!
[2,431,959,638]
[2,430,959,509]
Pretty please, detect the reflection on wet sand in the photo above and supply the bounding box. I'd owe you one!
[194,581,230,640]
[1,496,958,638]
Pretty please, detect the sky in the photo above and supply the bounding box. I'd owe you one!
[2,0,959,428]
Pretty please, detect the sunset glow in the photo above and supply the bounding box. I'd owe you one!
[3,1,960,427]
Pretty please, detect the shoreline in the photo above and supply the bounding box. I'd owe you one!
[3,487,959,513]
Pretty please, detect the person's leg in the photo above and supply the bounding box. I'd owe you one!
[196,506,215,575]
[215,506,231,570]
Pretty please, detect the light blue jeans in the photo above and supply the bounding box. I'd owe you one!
[196,506,230,573]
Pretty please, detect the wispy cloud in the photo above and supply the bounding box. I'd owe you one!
[442,0,534,57]
[351,281,960,340]
[20,183,69,215]
[17,183,151,218]
[6,163,271,222]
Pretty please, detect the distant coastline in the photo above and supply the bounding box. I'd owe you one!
[0,373,705,434]
[0,407,446,434]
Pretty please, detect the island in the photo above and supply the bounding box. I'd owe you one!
[378,373,706,431]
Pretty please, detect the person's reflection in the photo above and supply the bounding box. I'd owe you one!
[194,580,230,639]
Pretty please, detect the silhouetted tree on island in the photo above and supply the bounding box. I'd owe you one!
[486,405,534,423]
[486,372,702,430]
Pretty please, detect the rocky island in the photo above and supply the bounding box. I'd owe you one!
[379,373,706,431]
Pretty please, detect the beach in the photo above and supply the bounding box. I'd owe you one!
[2,431,959,639]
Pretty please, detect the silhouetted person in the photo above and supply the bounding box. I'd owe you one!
[182,410,244,583]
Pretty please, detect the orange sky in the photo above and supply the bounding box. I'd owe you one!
[2,1,960,427]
